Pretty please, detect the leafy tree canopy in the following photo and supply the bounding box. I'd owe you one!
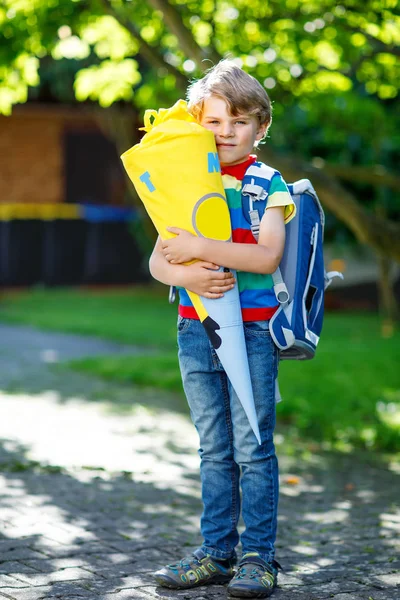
[2,0,398,111]
[1,0,399,260]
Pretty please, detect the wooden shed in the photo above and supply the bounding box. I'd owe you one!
[0,104,145,286]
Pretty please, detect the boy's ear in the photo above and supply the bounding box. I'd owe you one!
[255,122,269,141]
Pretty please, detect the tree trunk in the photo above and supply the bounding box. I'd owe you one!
[314,159,400,192]
[146,0,221,67]
[377,254,399,337]
[95,107,158,256]
[375,203,399,337]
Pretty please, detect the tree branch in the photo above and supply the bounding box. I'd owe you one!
[312,159,400,192]
[341,23,400,57]
[99,0,189,90]
[146,0,221,68]
[344,48,381,79]
[259,146,400,263]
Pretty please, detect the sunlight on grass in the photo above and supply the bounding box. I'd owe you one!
[69,352,183,393]
[0,288,399,452]
[0,286,177,349]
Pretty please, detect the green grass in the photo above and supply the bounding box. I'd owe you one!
[71,352,183,393]
[1,287,399,451]
[278,315,400,452]
[0,286,177,349]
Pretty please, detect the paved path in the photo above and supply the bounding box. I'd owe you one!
[0,323,399,600]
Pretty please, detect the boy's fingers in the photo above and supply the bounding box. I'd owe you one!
[204,268,233,279]
[166,226,184,234]
[214,273,235,283]
[198,261,220,270]
[197,263,235,282]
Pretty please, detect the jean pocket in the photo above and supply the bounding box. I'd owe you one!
[243,320,271,337]
[177,316,192,333]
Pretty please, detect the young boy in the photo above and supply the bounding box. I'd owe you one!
[149,60,295,598]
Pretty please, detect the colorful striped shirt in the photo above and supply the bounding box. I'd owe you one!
[178,155,296,321]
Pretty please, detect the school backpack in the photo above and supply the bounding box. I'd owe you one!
[242,162,343,360]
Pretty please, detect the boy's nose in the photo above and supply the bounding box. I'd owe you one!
[220,123,234,137]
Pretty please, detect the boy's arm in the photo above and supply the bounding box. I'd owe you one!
[162,206,286,275]
[149,237,236,299]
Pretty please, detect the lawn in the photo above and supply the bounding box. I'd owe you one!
[1,287,399,452]
[0,286,177,348]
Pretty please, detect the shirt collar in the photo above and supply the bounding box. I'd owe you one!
[221,155,257,180]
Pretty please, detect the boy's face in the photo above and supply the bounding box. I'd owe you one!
[200,95,267,166]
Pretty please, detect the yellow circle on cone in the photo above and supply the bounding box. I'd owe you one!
[195,196,231,241]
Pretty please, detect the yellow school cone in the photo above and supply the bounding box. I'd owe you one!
[121,100,261,444]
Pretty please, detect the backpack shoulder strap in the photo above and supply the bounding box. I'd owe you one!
[242,162,280,240]
[242,162,289,306]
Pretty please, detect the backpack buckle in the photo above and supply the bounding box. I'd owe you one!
[169,285,176,303]
[324,271,344,290]
[242,180,268,202]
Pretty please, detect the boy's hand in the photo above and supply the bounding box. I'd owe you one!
[181,261,235,298]
[162,227,199,263]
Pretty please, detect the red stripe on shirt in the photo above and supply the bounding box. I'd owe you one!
[232,228,257,244]
[179,304,278,322]
[241,306,278,321]
[179,305,199,319]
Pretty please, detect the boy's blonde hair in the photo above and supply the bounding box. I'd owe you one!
[187,60,272,129]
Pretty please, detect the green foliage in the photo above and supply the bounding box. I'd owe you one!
[0,0,399,244]
[74,59,141,106]
[80,15,139,60]
[2,0,399,112]
[0,53,39,114]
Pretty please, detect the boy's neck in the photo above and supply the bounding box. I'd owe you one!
[221,154,257,179]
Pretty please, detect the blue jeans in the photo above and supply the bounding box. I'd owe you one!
[177,317,279,565]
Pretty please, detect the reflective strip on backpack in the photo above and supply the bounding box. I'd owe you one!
[302,223,319,332]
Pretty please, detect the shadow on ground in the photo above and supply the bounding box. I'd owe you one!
[0,438,203,598]
[0,436,399,599]
[0,323,399,598]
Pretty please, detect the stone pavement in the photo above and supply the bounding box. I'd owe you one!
[0,323,399,600]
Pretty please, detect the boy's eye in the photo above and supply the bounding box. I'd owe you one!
[235,120,247,125]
